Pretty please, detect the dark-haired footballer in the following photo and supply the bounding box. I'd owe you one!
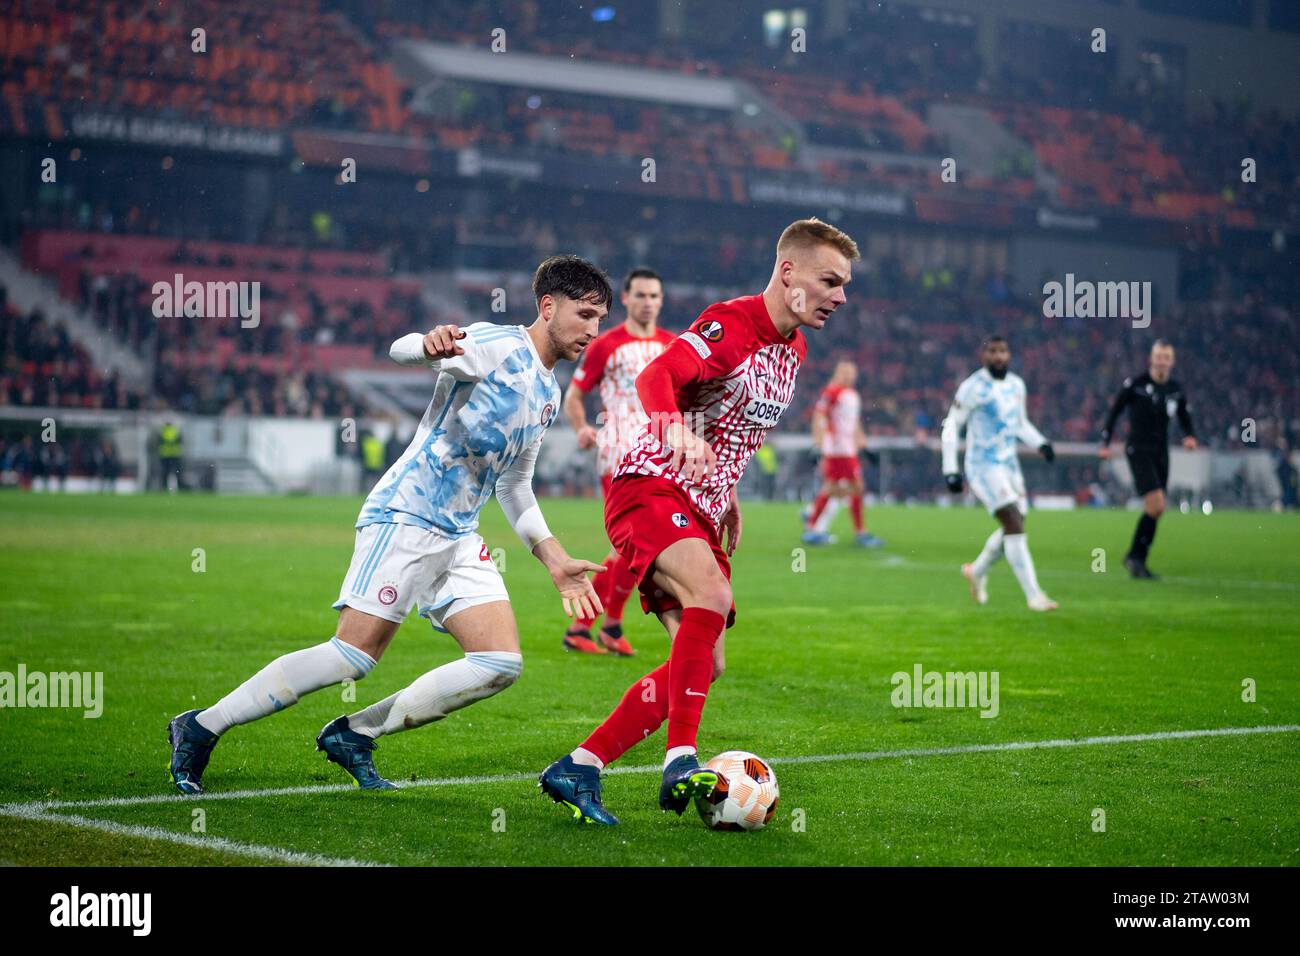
[167,256,611,794]
[941,336,1058,611]
[1099,340,1198,579]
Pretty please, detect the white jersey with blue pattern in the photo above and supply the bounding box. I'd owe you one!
[357,323,560,536]
[941,368,1047,474]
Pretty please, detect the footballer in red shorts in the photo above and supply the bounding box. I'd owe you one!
[539,217,861,824]
[803,360,885,547]
[561,268,676,656]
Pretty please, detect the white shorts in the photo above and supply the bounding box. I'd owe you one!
[332,522,508,633]
[967,465,1028,516]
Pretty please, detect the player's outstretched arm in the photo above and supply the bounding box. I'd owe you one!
[495,437,604,618]
[940,399,968,490]
[533,537,605,620]
[637,352,717,483]
[389,324,490,382]
[1015,390,1051,460]
[1098,378,1131,456]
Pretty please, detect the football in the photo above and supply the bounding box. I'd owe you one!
[695,751,780,831]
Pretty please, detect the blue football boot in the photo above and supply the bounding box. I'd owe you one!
[801,529,831,546]
[538,755,620,825]
[855,531,886,548]
[658,753,719,815]
[315,716,397,790]
[168,709,219,795]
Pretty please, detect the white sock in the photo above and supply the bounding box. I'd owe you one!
[570,747,604,770]
[347,651,522,738]
[664,745,697,769]
[1003,533,1043,600]
[972,528,1004,577]
[197,637,375,735]
[814,498,840,533]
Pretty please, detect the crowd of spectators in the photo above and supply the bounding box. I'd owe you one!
[6,0,1296,231]
[11,206,1295,456]
[0,286,144,410]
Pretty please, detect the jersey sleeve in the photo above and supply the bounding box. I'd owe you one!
[494,432,553,550]
[445,323,527,382]
[1100,378,1133,443]
[637,303,748,418]
[390,323,509,382]
[1015,382,1048,448]
[941,377,976,474]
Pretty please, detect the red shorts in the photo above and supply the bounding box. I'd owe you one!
[604,474,736,627]
[821,455,862,483]
[600,473,615,497]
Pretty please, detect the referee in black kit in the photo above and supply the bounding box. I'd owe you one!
[1099,340,1199,579]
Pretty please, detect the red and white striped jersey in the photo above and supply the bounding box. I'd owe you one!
[816,384,861,457]
[616,294,807,529]
[571,324,677,476]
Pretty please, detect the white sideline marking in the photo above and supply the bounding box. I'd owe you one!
[3,724,1295,818]
[1,803,383,867]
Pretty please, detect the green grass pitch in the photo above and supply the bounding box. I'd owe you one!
[1,492,1296,866]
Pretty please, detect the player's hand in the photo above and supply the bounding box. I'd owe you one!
[1039,442,1055,463]
[721,496,742,556]
[548,555,606,620]
[1183,436,1199,451]
[1098,444,1113,460]
[664,421,717,484]
[944,473,964,494]
[576,425,599,450]
[422,324,466,360]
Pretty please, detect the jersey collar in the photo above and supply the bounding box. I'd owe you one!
[522,325,556,379]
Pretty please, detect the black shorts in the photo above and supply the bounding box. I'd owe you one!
[1126,445,1169,496]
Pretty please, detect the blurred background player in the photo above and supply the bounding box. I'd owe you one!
[942,336,1058,612]
[539,218,859,825]
[1099,340,1198,579]
[561,267,676,656]
[167,257,609,795]
[802,360,884,547]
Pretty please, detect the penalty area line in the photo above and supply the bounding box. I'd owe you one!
[3,724,1295,817]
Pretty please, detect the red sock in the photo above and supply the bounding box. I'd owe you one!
[580,661,670,765]
[576,555,617,630]
[666,607,726,751]
[604,553,638,622]
[806,492,830,529]
[849,495,864,533]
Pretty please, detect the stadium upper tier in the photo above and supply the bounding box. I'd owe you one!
[2,0,1294,229]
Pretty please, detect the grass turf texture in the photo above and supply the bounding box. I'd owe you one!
[1,493,1296,866]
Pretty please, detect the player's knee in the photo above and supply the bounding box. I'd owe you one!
[466,651,523,692]
[693,578,732,617]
